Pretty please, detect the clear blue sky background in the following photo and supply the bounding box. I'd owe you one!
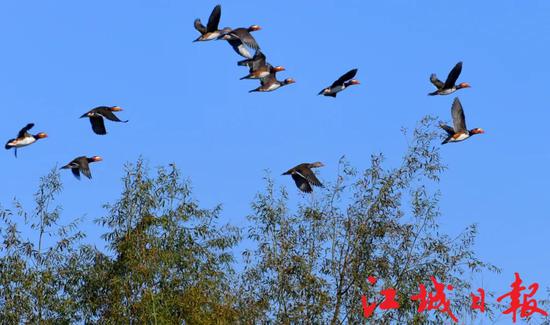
[1,1,548,323]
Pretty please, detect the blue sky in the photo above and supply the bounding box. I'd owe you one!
[1,1,549,322]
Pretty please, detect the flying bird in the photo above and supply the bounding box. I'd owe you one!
[238,50,286,80]
[249,74,295,93]
[241,64,285,80]
[237,49,266,69]
[218,25,261,59]
[282,162,325,193]
[5,123,47,157]
[440,97,484,144]
[429,62,471,96]
[318,69,360,97]
[80,106,128,135]
[193,5,228,42]
[61,156,103,180]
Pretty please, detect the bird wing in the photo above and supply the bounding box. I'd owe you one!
[227,39,252,59]
[250,50,267,71]
[330,69,358,88]
[439,124,455,135]
[5,139,14,149]
[451,97,467,132]
[430,74,445,89]
[231,29,260,50]
[444,62,463,89]
[71,168,81,180]
[297,167,323,188]
[260,72,276,86]
[79,158,92,179]
[99,110,127,123]
[291,173,313,193]
[17,123,34,138]
[206,5,221,32]
[89,116,107,135]
[238,50,266,69]
[194,19,206,34]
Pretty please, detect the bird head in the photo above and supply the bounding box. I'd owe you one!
[458,82,471,89]
[249,25,262,32]
[310,162,325,168]
[36,132,48,139]
[272,66,286,72]
[91,156,103,162]
[350,79,360,85]
[111,106,123,112]
[284,78,295,85]
[470,128,484,135]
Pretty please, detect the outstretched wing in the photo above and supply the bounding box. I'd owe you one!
[89,116,107,135]
[331,69,358,88]
[430,74,445,89]
[17,123,34,138]
[444,62,462,89]
[439,124,455,135]
[291,174,312,193]
[79,158,92,179]
[194,19,206,34]
[207,5,221,32]
[297,168,323,188]
[231,28,260,50]
[71,168,81,180]
[238,50,266,70]
[99,110,127,123]
[451,97,467,132]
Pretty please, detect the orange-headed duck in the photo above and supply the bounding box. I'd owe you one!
[80,106,128,135]
[5,123,47,157]
[218,25,261,59]
[429,62,470,96]
[282,162,324,193]
[249,74,295,93]
[61,156,102,180]
[319,69,360,97]
[440,97,484,144]
[193,5,228,42]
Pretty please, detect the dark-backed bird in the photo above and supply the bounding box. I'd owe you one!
[319,69,360,97]
[80,106,128,135]
[282,162,325,193]
[237,50,286,80]
[429,62,470,96]
[61,156,102,180]
[249,73,295,93]
[5,123,47,157]
[440,97,484,144]
[218,25,261,59]
[193,5,228,42]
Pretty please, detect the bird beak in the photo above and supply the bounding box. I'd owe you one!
[80,113,88,118]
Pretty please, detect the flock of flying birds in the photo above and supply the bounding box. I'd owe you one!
[3,4,484,192]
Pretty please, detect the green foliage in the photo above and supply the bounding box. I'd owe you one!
[80,160,241,323]
[0,119,527,323]
[0,168,88,323]
[240,117,499,324]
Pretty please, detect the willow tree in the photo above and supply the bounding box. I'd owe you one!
[238,117,499,324]
[79,160,241,324]
[0,169,89,323]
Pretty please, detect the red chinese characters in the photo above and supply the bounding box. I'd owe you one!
[470,288,486,313]
[411,276,458,323]
[360,273,548,323]
[497,272,548,323]
[361,276,400,318]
